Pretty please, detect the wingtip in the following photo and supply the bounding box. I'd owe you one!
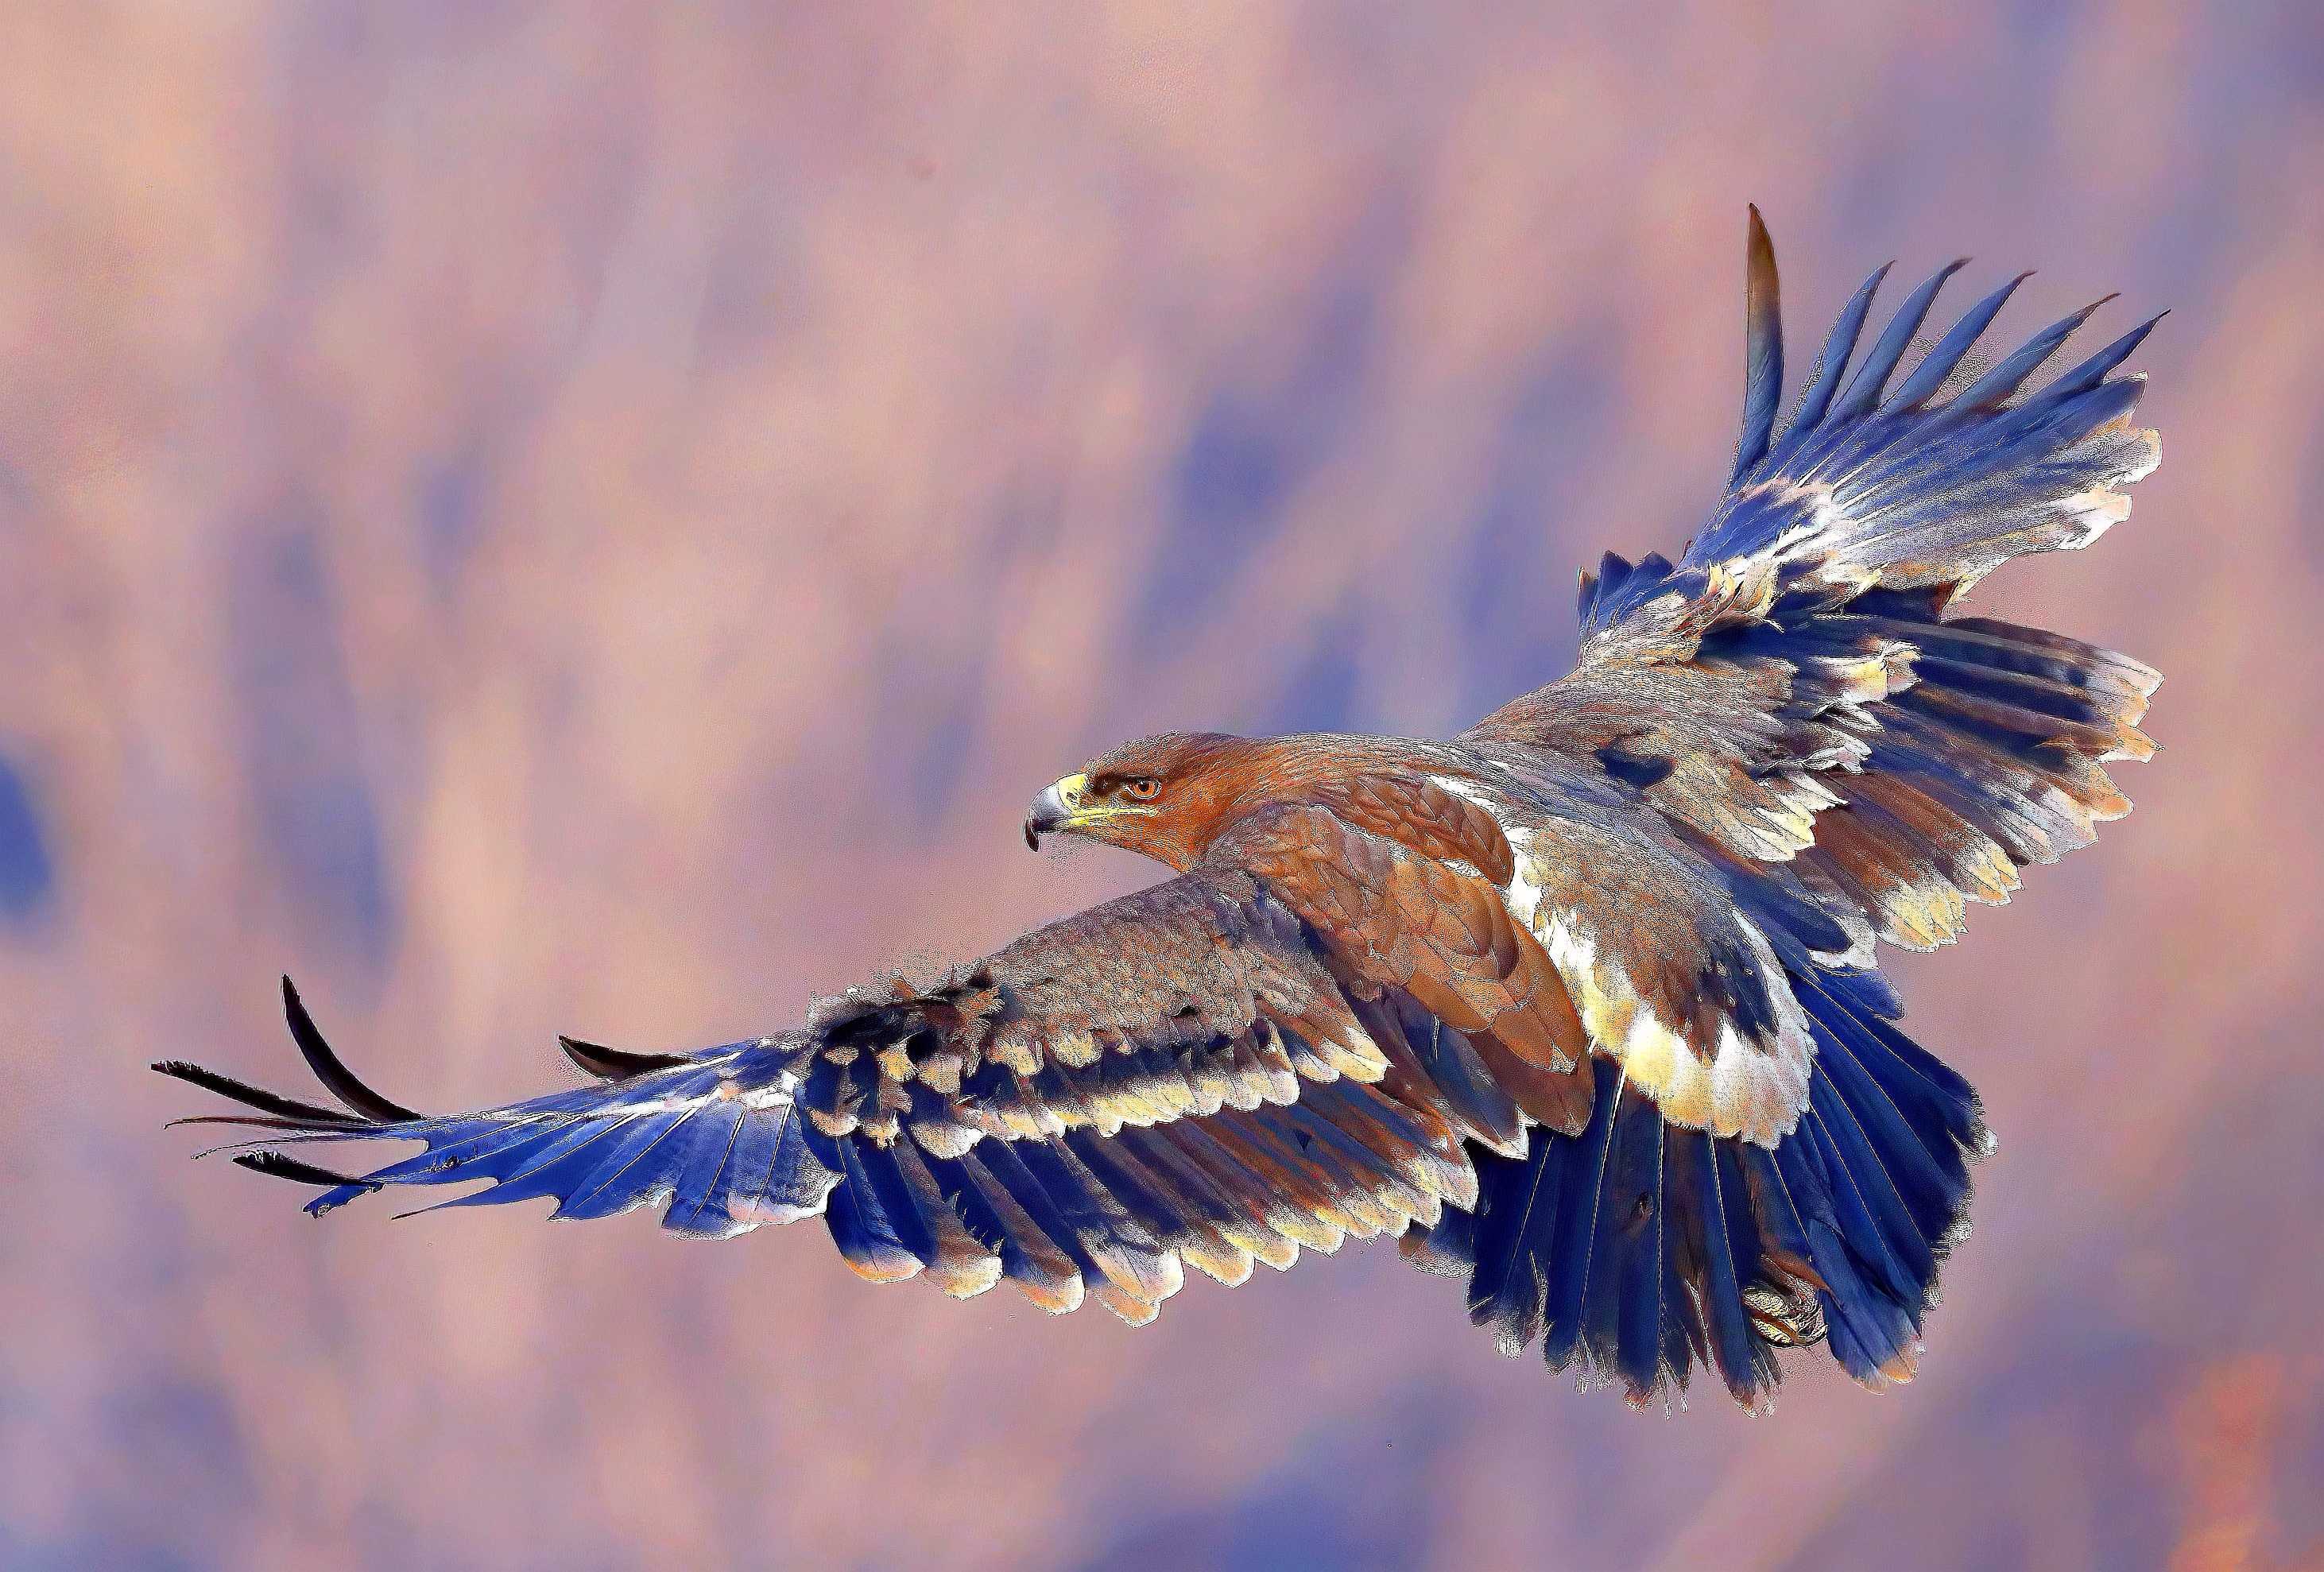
[1745,207,1778,278]
[279,974,425,1123]
[557,1032,691,1080]
[233,1149,382,1192]
[2117,307,2171,358]
[152,1055,363,1127]
[1733,209,1784,478]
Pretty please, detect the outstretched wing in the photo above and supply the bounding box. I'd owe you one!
[1470,207,2161,951]
[158,869,1520,1326]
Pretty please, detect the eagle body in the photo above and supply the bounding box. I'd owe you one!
[164,211,2163,1411]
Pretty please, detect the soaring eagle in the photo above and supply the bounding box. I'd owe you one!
[161,211,2163,1411]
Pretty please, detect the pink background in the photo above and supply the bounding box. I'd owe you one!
[4,5,2320,1567]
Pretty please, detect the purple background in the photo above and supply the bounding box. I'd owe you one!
[4,5,2321,1567]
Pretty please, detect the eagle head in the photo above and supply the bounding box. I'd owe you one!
[1024,731,1253,870]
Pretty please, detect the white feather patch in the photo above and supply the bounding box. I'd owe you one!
[1437,781,1816,1144]
[1536,898,1814,1144]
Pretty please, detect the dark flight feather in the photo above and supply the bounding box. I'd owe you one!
[559,1035,693,1081]
[1732,204,1784,481]
[1833,257,1969,419]
[1786,261,1891,439]
[281,977,422,1123]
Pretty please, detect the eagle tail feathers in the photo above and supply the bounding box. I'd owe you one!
[1408,970,1985,1409]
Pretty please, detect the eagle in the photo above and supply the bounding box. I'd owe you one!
[160,211,2163,1411]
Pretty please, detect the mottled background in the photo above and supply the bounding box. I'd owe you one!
[4,3,2321,1569]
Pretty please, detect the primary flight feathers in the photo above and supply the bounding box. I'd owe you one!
[161,210,2162,1411]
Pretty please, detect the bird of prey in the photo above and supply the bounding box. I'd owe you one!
[161,210,2163,1411]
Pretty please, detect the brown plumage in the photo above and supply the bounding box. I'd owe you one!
[160,211,2164,1410]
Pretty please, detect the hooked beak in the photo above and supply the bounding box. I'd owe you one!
[1024,773,1089,850]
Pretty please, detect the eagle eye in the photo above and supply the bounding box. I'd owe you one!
[1121,776,1161,802]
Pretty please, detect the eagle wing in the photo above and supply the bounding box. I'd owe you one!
[158,865,1537,1327]
[1379,215,2164,1400]
[1468,207,2161,953]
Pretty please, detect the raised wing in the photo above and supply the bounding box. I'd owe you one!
[1469,207,2160,951]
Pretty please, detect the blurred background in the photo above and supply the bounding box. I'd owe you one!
[4,3,2321,1568]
